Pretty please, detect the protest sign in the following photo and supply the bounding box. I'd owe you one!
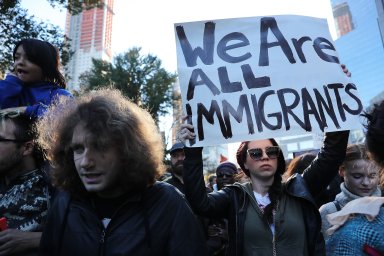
[175,15,363,147]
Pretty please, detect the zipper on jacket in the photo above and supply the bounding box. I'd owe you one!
[272,214,277,256]
[99,229,106,256]
[97,198,137,255]
[100,229,106,244]
[272,235,276,256]
[272,200,279,256]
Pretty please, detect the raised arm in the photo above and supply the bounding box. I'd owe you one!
[301,130,349,197]
[179,120,231,219]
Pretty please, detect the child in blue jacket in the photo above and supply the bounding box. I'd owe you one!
[0,38,72,119]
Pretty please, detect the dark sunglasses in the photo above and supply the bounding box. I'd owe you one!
[247,146,280,161]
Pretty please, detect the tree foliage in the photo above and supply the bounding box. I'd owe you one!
[44,0,102,15]
[79,47,178,123]
[0,0,101,77]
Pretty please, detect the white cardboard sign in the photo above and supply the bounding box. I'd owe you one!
[174,15,363,147]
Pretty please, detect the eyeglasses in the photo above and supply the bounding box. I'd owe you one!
[0,137,27,143]
[0,110,22,119]
[247,146,280,161]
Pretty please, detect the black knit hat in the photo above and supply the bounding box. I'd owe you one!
[216,161,238,174]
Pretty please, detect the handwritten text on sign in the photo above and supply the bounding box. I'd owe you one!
[174,15,363,147]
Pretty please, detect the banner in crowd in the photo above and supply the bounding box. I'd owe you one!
[174,15,363,147]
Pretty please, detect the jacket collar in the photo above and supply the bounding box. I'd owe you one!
[285,174,317,205]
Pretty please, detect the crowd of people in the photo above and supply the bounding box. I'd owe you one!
[0,38,383,255]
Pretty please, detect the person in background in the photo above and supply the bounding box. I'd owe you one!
[37,89,207,256]
[284,152,343,207]
[206,174,217,192]
[234,169,251,183]
[0,112,50,256]
[205,162,239,256]
[166,142,232,255]
[0,38,72,119]
[319,143,381,239]
[283,153,316,182]
[215,161,238,190]
[164,142,186,193]
[325,101,384,255]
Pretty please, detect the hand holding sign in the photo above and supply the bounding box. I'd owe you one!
[175,15,362,147]
[177,115,196,146]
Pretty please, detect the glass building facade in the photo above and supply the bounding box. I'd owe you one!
[331,0,384,108]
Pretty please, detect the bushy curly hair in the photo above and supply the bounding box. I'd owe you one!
[36,89,165,197]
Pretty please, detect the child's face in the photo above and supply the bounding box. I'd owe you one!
[340,159,380,197]
[13,45,44,84]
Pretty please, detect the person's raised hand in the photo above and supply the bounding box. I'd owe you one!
[176,115,196,146]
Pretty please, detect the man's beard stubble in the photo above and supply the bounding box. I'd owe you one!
[171,161,183,176]
[0,151,23,176]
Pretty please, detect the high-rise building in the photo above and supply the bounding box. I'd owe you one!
[65,0,114,90]
[333,2,355,37]
[331,0,384,108]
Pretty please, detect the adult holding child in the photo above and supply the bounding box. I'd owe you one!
[0,38,72,119]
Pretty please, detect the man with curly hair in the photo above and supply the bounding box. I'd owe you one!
[37,89,207,255]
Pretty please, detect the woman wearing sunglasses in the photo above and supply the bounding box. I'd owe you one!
[178,119,349,256]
